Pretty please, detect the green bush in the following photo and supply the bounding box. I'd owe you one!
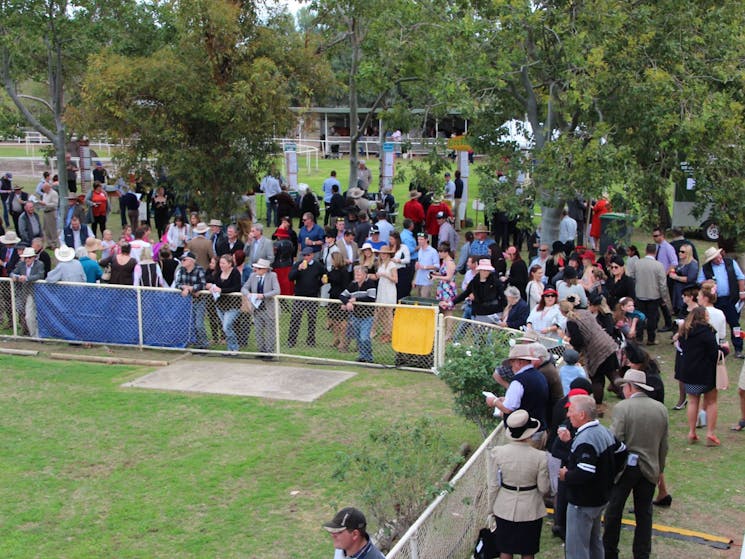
[437,330,515,437]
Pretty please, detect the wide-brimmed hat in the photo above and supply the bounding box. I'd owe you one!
[85,237,102,252]
[703,246,723,264]
[12,185,23,190]
[551,241,565,255]
[20,247,37,258]
[505,409,542,441]
[348,187,365,199]
[615,369,653,392]
[475,258,494,272]
[193,222,209,234]
[252,258,271,269]
[431,194,443,203]
[408,190,422,200]
[208,219,223,227]
[501,343,541,368]
[0,231,21,244]
[473,224,489,234]
[377,245,395,254]
[580,250,596,263]
[360,242,374,252]
[54,245,76,262]
[67,194,79,200]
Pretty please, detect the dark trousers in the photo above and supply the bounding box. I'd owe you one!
[715,295,743,352]
[603,465,656,559]
[288,299,317,346]
[91,215,106,237]
[637,298,660,343]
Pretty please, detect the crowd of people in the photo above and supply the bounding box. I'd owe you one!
[3,166,745,558]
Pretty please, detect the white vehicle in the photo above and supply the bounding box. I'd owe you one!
[672,162,718,241]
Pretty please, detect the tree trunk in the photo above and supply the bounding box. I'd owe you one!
[540,204,563,247]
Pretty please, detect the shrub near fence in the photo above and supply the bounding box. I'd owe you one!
[0,279,439,371]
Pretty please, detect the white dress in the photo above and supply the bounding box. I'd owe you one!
[376,260,398,304]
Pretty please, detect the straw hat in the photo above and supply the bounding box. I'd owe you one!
[473,224,490,234]
[20,247,37,258]
[193,222,209,234]
[348,187,365,199]
[54,245,76,262]
[703,246,723,264]
[208,219,223,227]
[85,237,102,252]
[0,231,21,244]
[408,190,422,200]
[377,245,395,254]
[252,258,271,269]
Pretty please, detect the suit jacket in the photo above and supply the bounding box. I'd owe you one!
[0,245,20,278]
[216,237,245,257]
[187,235,215,270]
[633,255,668,302]
[241,271,280,313]
[10,259,45,298]
[487,442,550,522]
[610,393,668,484]
[339,239,359,268]
[246,236,275,265]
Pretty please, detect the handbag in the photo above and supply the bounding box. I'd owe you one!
[473,526,499,559]
[101,263,112,282]
[716,350,729,390]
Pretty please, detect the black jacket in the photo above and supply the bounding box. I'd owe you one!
[288,258,324,297]
[453,272,505,315]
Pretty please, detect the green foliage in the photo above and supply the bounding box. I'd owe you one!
[333,416,460,550]
[437,330,515,437]
[72,0,330,219]
[395,147,451,197]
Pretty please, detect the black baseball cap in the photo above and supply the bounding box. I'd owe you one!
[323,507,367,534]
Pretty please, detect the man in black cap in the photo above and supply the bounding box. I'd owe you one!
[323,506,385,559]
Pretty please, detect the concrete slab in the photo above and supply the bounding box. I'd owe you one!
[121,359,356,402]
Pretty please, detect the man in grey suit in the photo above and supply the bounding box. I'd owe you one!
[603,370,668,559]
[633,243,669,345]
[246,223,275,270]
[241,258,279,358]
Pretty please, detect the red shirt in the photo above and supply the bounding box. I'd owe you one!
[425,202,453,235]
[403,199,425,225]
[91,190,108,217]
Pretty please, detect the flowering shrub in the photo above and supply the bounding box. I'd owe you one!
[437,329,515,437]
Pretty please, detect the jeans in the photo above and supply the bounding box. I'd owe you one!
[350,315,373,361]
[566,503,606,559]
[266,199,277,227]
[190,297,208,348]
[603,465,655,559]
[217,307,240,351]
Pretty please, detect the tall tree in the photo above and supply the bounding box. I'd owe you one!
[0,0,172,200]
[311,0,468,189]
[73,0,330,219]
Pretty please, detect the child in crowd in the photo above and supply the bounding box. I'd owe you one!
[613,296,645,340]
[101,229,117,260]
[559,348,587,395]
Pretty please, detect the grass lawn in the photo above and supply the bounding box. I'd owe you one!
[0,354,480,559]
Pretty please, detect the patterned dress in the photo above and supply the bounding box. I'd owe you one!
[436,260,457,310]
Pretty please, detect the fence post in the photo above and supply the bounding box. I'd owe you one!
[136,287,144,348]
[274,295,281,356]
[434,311,445,370]
[10,279,18,337]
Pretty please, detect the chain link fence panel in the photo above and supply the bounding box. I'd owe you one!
[386,424,505,559]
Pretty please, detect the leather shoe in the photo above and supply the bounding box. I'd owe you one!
[673,400,687,410]
[653,494,672,507]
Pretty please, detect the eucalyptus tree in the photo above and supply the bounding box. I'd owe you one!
[310,0,470,189]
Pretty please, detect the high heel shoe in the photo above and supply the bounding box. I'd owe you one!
[673,400,687,410]
[653,494,672,507]
[706,434,721,447]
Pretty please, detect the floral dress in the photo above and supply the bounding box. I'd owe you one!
[436,260,458,310]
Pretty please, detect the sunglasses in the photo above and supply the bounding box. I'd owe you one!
[543,293,557,298]
[610,264,621,269]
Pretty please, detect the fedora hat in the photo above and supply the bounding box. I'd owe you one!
[20,247,37,258]
[0,231,21,244]
[703,246,723,264]
[54,245,76,263]
[208,219,223,227]
[473,224,490,234]
[193,222,209,234]
[615,369,653,392]
[505,409,542,441]
[348,187,365,199]
[408,190,422,200]
[252,258,271,269]
[501,343,541,368]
